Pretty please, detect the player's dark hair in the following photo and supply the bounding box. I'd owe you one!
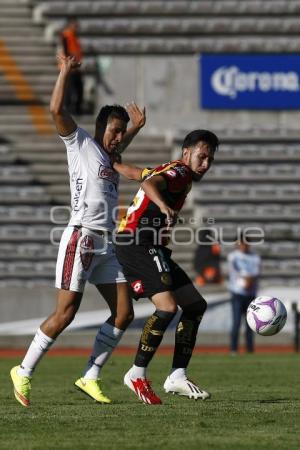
[96,105,130,128]
[182,130,219,153]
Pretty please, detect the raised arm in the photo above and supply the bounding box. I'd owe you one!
[117,102,146,153]
[49,55,79,136]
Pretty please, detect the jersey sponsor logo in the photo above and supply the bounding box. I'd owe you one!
[166,169,177,178]
[73,177,83,212]
[131,280,144,294]
[98,165,119,185]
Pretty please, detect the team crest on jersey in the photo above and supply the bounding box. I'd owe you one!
[131,280,144,294]
[80,235,94,271]
[98,165,119,185]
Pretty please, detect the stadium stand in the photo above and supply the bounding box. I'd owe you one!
[188,138,300,286]
[31,0,300,54]
[0,0,300,291]
[0,0,171,287]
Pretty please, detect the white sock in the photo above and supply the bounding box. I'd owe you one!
[18,328,55,377]
[169,368,187,380]
[130,364,147,379]
[83,322,124,380]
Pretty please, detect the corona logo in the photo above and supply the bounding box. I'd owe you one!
[211,66,300,99]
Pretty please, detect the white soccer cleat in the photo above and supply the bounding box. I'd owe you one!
[163,376,211,400]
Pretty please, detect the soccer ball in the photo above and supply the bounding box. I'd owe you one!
[246,296,287,336]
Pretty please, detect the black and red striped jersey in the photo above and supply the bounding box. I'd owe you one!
[117,160,193,245]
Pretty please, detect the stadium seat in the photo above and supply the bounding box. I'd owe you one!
[0,206,52,223]
[0,186,51,203]
[0,225,52,241]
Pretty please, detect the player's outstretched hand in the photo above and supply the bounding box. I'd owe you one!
[56,54,81,72]
[126,102,146,130]
[160,205,177,230]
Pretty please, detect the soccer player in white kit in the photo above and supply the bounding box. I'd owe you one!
[10,55,146,406]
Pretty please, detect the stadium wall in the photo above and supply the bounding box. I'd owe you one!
[96,56,300,137]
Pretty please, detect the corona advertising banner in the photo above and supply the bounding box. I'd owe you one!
[200,54,300,109]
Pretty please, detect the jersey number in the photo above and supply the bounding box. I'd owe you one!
[153,256,170,273]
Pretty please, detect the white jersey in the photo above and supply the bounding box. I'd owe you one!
[60,127,119,231]
[227,249,261,296]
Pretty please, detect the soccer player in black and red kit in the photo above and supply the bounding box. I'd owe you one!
[114,129,219,404]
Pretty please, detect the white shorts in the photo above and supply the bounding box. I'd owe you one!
[55,226,126,293]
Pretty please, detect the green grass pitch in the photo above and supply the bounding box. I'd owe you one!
[0,353,299,450]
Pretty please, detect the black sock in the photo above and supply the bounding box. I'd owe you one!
[134,310,176,367]
[172,300,207,369]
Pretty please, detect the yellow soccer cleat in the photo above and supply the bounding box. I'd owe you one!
[74,378,111,404]
[10,366,31,407]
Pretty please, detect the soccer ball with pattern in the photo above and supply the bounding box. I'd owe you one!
[246,296,287,336]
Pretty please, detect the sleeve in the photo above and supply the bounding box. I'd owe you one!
[249,255,261,277]
[227,252,235,271]
[141,167,153,181]
[240,255,261,277]
[59,127,91,153]
[160,164,191,192]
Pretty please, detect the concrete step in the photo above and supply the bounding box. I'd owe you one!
[31,163,68,173]
[0,106,49,115]
[0,243,57,259]
[36,174,69,184]
[0,115,50,125]
[16,153,69,163]
[0,17,37,26]
[0,174,35,184]
[46,185,71,195]
[0,55,56,65]
[0,261,56,278]
[0,85,53,95]
[0,153,17,164]
[6,46,55,56]
[0,123,55,136]
[12,137,169,151]
[0,74,56,85]
[51,194,70,204]
[3,35,52,45]
[0,55,95,72]
[0,66,57,76]
[0,6,31,16]
[0,0,32,5]
[0,206,58,224]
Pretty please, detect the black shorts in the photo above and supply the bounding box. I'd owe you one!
[115,244,192,300]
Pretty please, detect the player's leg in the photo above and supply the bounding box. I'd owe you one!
[230,293,242,353]
[116,244,179,404]
[11,289,82,407]
[124,290,177,405]
[163,282,210,400]
[10,226,85,407]
[75,238,133,403]
[81,281,133,381]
